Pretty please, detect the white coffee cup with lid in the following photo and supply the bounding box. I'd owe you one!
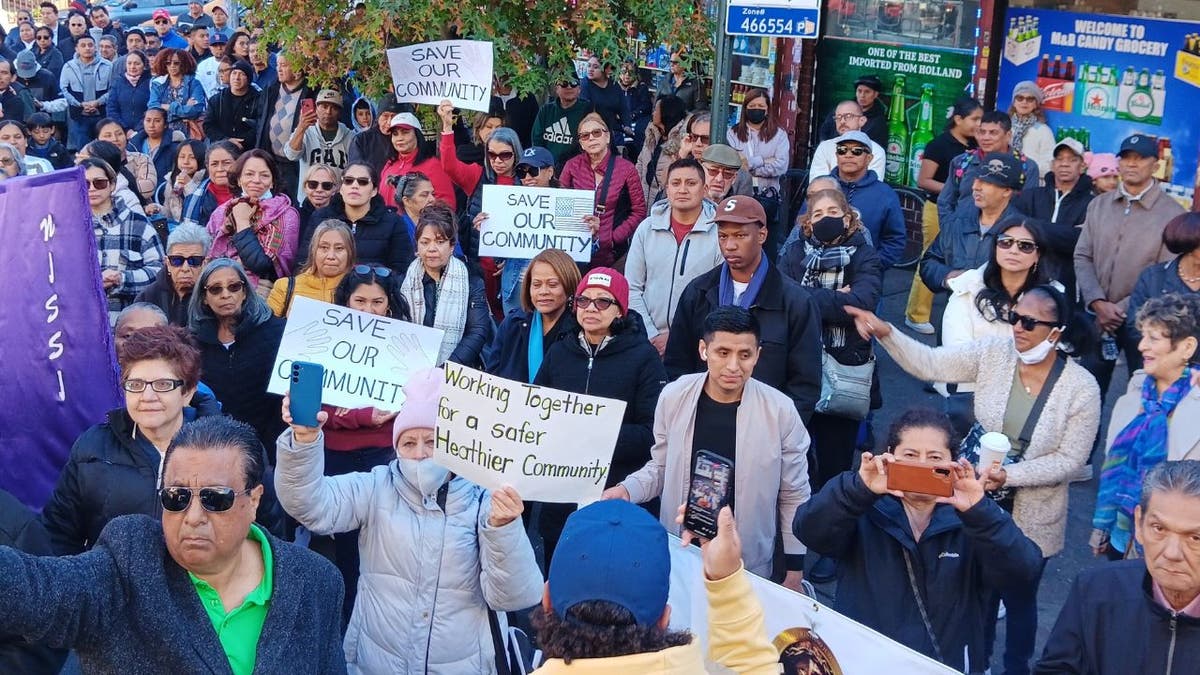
[977,432,1011,477]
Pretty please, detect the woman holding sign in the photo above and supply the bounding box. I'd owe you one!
[275,369,543,674]
[400,202,492,367]
[533,267,666,565]
[484,248,581,383]
[559,113,647,269]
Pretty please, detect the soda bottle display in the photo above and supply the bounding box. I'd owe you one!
[885,75,909,186]
[909,84,935,187]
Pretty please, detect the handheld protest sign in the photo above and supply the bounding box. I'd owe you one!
[433,363,624,503]
[478,184,594,263]
[268,296,444,410]
[387,39,493,113]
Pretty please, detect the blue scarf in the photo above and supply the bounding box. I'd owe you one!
[527,312,544,383]
[1093,367,1192,554]
[718,256,769,308]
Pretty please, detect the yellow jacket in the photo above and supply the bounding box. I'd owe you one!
[531,565,778,674]
[267,271,345,317]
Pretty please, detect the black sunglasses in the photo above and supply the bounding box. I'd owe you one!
[306,180,335,191]
[354,264,391,278]
[167,254,204,267]
[160,486,253,513]
[487,150,515,162]
[204,281,245,295]
[515,165,542,180]
[574,295,618,311]
[342,176,372,187]
[836,145,869,156]
[996,236,1038,254]
[1005,309,1059,332]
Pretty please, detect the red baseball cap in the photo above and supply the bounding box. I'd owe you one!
[152,9,172,21]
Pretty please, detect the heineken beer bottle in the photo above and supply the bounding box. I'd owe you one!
[885,75,909,185]
[909,84,935,188]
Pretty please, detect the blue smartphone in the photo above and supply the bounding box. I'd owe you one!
[288,361,324,427]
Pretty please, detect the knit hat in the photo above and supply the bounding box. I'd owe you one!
[575,268,629,316]
[230,59,254,80]
[392,368,444,446]
[1085,152,1119,179]
[1012,81,1045,105]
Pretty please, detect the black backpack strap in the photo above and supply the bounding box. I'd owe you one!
[282,275,297,316]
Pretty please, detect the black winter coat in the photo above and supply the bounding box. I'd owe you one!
[304,194,415,272]
[1036,560,1200,674]
[0,489,66,674]
[534,311,666,487]
[348,128,392,174]
[133,269,191,327]
[193,315,286,455]
[664,263,823,422]
[794,471,1043,674]
[919,204,1022,293]
[483,309,579,383]
[1011,173,1094,297]
[416,269,493,368]
[205,87,264,147]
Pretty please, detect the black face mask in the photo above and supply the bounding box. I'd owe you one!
[812,215,846,244]
[744,109,768,124]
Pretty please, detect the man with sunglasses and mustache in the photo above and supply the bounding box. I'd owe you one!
[828,130,906,268]
[809,100,885,180]
[11,416,345,673]
[699,143,753,202]
[150,9,188,51]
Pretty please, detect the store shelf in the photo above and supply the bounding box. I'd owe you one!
[640,65,669,72]
[732,52,772,59]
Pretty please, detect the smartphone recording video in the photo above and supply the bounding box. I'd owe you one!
[683,450,734,540]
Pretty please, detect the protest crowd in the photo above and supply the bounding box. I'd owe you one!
[3,1,1200,674]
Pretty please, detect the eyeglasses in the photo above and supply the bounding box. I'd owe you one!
[167,254,204,267]
[154,19,169,24]
[1013,95,1038,103]
[687,133,710,144]
[558,81,579,88]
[836,145,869,156]
[833,113,863,122]
[0,157,14,167]
[996,236,1038,254]
[354,264,391,278]
[1005,309,1059,332]
[159,486,253,513]
[578,128,607,141]
[36,35,51,40]
[487,150,515,162]
[515,165,542,180]
[342,176,371,187]
[204,281,245,295]
[87,178,111,189]
[122,378,185,393]
[704,165,738,179]
[574,295,618,311]
[306,180,335,191]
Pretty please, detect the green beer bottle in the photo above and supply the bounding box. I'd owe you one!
[909,84,935,188]
[885,75,909,185]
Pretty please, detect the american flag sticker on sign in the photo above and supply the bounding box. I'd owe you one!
[554,196,593,231]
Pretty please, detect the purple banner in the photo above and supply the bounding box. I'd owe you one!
[0,168,121,510]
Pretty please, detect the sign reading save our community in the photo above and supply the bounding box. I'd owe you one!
[478,184,595,263]
[387,39,494,112]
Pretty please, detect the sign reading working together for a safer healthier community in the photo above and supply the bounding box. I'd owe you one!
[268,297,444,410]
[387,39,494,112]
[433,364,624,503]
[478,184,596,263]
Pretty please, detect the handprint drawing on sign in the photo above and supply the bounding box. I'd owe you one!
[387,334,423,376]
[285,321,333,359]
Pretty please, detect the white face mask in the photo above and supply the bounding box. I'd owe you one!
[1016,333,1060,364]
[397,457,451,496]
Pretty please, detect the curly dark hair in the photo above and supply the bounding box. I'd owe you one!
[117,325,202,391]
[884,408,960,459]
[530,601,692,664]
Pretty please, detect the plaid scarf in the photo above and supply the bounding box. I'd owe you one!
[219,197,284,264]
[1093,368,1192,554]
[800,239,854,348]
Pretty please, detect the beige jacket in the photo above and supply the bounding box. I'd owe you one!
[621,374,811,576]
[879,331,1101,556]
[1074,181,1183,310]
[1105,371,1200,461]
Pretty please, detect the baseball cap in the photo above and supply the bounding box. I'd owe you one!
[315,89,343,108]
[1053,138,1084,159]
[205,0,229,14]
[714,196,767,227]
[975,152,1024,190]
[575,268,630,315]
[702,143,741,169]
[854,74,883,92]
[211,32,228,46]
[177,22,194,34]
[151,9,172,21]
[1118,134,1158,158]
[833,130,872,149]
[386,112,422,133]
[378,97,410,115]
[125,27,146,37]
[516,146,554,169]
[14,50,38,79]
[548,500,670,627]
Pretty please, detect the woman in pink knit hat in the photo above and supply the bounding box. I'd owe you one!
[275,368,543,673]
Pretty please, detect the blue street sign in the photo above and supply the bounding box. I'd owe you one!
[726,0,820,39]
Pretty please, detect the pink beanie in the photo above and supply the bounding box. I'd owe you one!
[391,368,444,446]
[1085,152,1119,179]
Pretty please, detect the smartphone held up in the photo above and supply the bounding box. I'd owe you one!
[683,450,734,540]
[288,361,324,427]
[886,460,954,498]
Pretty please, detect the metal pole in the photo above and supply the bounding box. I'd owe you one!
[710,0,733,143]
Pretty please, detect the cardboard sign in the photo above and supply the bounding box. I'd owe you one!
[387,40,494,113]
[434,363,625,503]
[478,184,594,263]
[268,296,444,410]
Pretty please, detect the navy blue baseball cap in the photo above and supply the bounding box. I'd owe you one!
[1118,134,1158,159]
[516,147,554,170]
[976,152,1025,190]
[548,500,670,626]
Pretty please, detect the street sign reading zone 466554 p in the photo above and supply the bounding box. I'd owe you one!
[726,0,820,39]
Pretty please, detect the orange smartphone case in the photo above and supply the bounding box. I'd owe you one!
[886,461,954,497]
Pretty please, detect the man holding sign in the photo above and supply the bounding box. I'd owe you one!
[386,40,493,113]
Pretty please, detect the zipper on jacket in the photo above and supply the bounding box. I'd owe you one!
[1165,615,1177,675]
[584,352,595,394]
[665,236,693,329]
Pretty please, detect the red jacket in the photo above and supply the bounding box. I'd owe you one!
[559,151,647,268]
[379,153,457,211]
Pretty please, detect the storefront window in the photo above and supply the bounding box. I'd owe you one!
[1009,0,1200,21]
[823,0,981,50]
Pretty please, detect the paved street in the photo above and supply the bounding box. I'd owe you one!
[807,265,1125,670]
